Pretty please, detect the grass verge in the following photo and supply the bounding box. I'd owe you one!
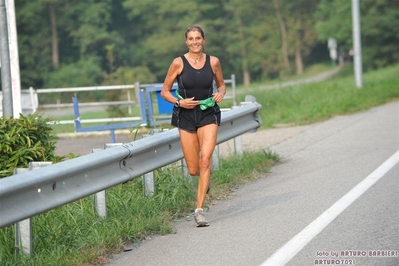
[235,63,399,129]
[0,150,280,265]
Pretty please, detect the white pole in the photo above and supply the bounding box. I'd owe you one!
[6,0,22,117]
[0,0,13,117]
[351,0,363,88]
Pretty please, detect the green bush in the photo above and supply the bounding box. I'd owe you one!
[0,113,65,178]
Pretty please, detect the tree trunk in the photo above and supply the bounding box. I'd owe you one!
[294,11,304,75]
[295,45,304,75]
[273,0,290,71]
[49,3,59,69]
[232,4,250,86]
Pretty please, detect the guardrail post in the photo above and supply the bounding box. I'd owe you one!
[140,133,155,196]
[143,171,155,196]
[14,162,52,256]
[141,131,160,196]
[13,168,30,256]
[92,148,107,218]
[230,105,243,154]
[234,135,243,155]
[212,145,220,171]
[180,159,193,185]
[94,143,124,218]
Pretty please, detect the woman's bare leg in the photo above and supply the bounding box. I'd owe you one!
[179,129,200,176]
[196,124,218,209]
[179,124,217,209]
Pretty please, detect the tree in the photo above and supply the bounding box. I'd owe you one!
[282,0,319,75]
[16,0,54,88]
[316,0,399,70]
[123,0,224,80]
[360,0,399,68]
[273,0,290,72]
[15,0,126,88]
[17,0,396,91]
[47,0,59,69]
[224,0,251,86]
[315,0,352,47]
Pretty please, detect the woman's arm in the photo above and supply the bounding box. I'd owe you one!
[160,57,182,104]
[211,56,226,103]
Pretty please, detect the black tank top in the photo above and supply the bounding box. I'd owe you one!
[176,54,214,100]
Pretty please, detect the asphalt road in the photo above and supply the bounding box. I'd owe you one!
[105,101,399,266]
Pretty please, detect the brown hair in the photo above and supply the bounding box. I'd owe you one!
[185,24,205,39]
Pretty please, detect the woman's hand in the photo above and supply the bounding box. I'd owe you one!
[212,92,224,103]
[180,97,200,109]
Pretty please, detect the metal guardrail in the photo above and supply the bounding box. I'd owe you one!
[0,101,261,228]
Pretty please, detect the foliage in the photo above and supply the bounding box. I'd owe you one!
[315,0,353,45]
[0,113,65,178]
[0,150,279,265]
[102,65,157,118]
[44,56,103,88]
[315,0,399,70]
[14,0,398,91]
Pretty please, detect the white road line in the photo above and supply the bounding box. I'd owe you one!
[260,150,399,266]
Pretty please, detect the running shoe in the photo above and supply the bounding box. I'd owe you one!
[194,208,209,227]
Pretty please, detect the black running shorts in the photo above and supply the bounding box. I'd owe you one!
[171,104,221,132]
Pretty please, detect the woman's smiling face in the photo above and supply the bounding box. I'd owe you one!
[186,30,205,53]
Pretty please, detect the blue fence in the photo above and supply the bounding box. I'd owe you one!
[71,75,236,142]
